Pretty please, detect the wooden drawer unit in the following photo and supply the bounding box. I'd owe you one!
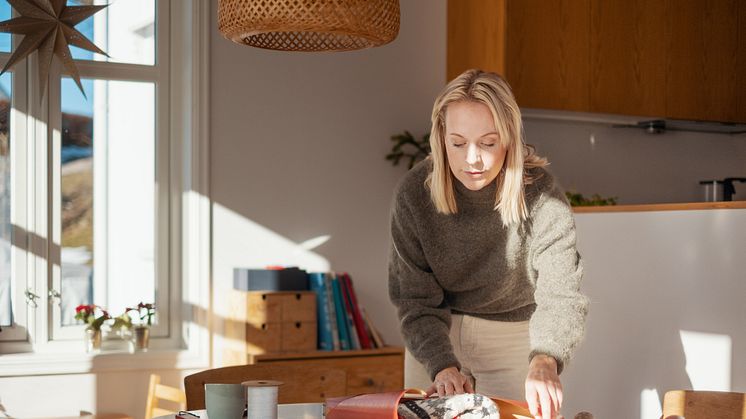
[224,290,317,364]
[252,347,405,396]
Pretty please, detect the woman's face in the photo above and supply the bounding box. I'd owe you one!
[444,100,507,191]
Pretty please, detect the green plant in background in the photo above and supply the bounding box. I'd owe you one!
[386,130,431,169]
[565,191,618,207]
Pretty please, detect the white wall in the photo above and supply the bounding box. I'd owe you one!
[210,0,446,359]
[524,118,746,205]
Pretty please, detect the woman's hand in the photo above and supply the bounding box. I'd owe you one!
[525,354,563,419]
[425,366,474,397]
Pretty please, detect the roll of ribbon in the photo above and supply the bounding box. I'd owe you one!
[242,380,283,419]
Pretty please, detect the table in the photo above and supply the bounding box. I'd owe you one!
[153,403,324,419]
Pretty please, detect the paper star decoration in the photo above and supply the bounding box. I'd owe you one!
[0,0,109,99]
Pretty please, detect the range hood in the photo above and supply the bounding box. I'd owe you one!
[521,108,746,135]
[612,119,746,135]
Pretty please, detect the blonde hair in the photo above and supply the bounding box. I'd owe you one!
[426,69,548,226]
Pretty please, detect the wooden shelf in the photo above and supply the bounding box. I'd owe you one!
[253,346,404,362]
[573,201,746,213]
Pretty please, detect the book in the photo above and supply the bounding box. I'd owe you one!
[330,274,351,350]
[308,272,334,351]
[324,273,340,350]
[362,307,385,348]
[341,272,373,349]
[338,273,361,350]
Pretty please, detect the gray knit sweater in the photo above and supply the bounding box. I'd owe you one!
[388,159,588,380]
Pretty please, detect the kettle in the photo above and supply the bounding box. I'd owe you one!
[699,178,746,201]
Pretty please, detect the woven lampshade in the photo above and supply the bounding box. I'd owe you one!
[218,0,400,52]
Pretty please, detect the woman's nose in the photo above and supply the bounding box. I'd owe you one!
[465,144,481,165]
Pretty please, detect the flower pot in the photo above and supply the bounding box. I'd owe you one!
[85,328,102,353]
[135,326,150,351]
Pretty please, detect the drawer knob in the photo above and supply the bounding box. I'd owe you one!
[365,378,375,387]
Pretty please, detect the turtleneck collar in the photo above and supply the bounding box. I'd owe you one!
[453,176,498,205]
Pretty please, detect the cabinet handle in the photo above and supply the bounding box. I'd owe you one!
[365,378,375,387]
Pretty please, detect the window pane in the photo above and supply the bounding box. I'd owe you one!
[60,78,94,326]
[68,0,155,66]
[0,1,10,54]
[0,72,10,326]
[60,78,156,327]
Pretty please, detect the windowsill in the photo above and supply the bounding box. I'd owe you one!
[0,345,209,377]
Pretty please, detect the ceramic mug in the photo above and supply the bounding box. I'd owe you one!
[205,383,246,419]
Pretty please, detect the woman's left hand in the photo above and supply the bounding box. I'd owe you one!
[525,354,564,419]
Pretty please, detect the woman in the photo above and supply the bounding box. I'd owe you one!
[388,69,588,419]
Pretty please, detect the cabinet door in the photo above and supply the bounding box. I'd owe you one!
[738,1,746,122]
[506,0,590,111]
[447,0,507,81]
[590,0,666,117]
[665,0,740,122]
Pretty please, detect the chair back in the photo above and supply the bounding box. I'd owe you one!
[184,364,347,410]
[145,374,187,419]
[662,390,746,419]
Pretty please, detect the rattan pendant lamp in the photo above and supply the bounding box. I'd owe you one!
[218,0,400,52]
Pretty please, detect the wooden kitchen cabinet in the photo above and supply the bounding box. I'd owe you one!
[590,0,666,117]
[505,0,590,112]
[447,0,746,122]
[665,0,742,122]
[252,347,405,396]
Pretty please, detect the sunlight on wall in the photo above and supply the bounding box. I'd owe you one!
[679,329,732,391]
[212,203,332,365]
[640,388,662,419]
[213,204,331,272]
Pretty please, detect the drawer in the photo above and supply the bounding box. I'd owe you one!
[280,321,317,352]
[344,355,404,394]
[245,291,316,326]
[245,322,282,354]
[257,352,404,395]
[280,292,316,323]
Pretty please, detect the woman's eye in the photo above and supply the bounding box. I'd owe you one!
[482,143,495,148]
[452,143,465,148]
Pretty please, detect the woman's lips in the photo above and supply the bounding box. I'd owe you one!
[465,171,484,177]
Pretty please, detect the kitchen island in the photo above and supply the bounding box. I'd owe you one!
[560,201,746,419]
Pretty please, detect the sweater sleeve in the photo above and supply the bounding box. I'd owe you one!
[527,184,589,374]
[388,191,460,381]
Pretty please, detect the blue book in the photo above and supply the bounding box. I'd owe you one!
[330,275,351,350]
[325,274,340,350]
[309,272,334,351]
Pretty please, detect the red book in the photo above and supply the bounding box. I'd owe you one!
[341,272,373,350]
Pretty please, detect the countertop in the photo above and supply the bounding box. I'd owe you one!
[572,201,746,213]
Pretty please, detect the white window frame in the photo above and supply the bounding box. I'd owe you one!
[0,0,210,376]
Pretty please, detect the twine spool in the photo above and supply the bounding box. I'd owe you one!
[242,380,283,419]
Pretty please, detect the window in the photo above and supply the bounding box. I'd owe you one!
[0,0,209,365]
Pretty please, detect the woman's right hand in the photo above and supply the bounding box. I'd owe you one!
[425,366,474,397]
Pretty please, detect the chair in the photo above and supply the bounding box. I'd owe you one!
[183,364,347,410]
[145,374,187,419]
[662,390,746,419]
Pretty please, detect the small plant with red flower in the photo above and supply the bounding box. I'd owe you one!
[74,304,111,331]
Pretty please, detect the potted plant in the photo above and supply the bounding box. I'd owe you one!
[74,304,111,352]
[110,311,135,352]
[126,302,155,351]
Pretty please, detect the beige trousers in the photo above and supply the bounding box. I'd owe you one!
[404,314,531,400]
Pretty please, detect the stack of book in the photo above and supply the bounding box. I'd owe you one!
[308,272,386,351]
